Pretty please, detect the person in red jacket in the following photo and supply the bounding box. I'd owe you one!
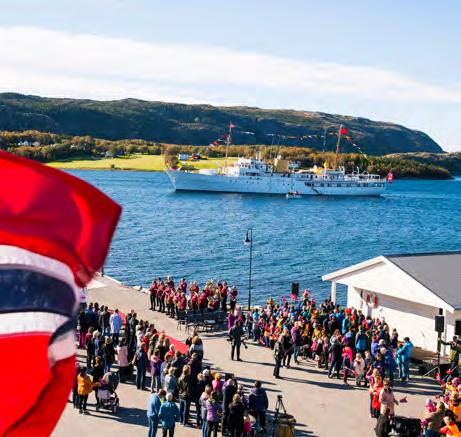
[179,277,187,293]
[199,291,208,311]
[190,290,199,310]
[221,282,229,312]
[178,292,187,311]
[157,282,166,313]
[190,281,199,294]
[149,279,158,311]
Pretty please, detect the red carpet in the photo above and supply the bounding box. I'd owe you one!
[166,335,189,355]
[109,309,188,354]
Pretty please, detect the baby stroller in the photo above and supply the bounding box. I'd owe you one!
[390,416,421,436]
[96,371,120,413]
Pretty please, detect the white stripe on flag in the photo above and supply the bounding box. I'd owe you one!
[0,245,80,307]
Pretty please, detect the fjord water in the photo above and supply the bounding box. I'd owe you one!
[71,171,461,305]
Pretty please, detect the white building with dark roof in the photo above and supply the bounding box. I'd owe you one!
[323,252,461,354]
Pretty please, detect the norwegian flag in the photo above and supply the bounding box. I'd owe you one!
[386,170,394,184]
[0,151,121,435]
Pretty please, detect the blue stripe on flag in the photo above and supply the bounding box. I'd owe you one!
[0,268,75,316]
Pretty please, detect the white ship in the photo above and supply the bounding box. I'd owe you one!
[166,125,388,196]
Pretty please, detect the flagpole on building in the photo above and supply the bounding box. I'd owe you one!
[225,123,233,170]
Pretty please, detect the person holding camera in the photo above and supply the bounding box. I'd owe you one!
[229,319,246,361]
[441,336,461,375]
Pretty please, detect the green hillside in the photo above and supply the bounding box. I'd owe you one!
[0,92,443,155]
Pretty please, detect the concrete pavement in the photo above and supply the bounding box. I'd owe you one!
[54,275,439,437]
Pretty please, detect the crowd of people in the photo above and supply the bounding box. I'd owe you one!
[418,335,461,437]
[148,277,238,315]
[75,278,455,437]
[223,290,417,436]
[75,277,271,437]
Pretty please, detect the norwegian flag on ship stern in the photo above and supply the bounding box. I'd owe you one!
[0,151,121,436]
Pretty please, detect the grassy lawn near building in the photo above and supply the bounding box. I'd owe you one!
[47,154,165,171]
[47,155,237,171]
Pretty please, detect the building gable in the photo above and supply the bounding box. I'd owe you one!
[323,257,454,311]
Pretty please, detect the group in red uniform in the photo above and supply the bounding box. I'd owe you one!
[148,277,236,317]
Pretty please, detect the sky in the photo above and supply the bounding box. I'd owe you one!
[0,0,460,151]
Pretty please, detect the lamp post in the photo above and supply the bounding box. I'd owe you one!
[244,228,253,311]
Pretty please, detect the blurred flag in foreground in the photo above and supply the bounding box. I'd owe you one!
[0,151,121,435]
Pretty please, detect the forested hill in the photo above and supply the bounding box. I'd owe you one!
[0,92,443,155]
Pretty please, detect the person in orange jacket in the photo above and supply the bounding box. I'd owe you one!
[439,415,461,436]
[77,367,95,414]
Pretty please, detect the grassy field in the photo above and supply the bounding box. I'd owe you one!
[47,155,237,171]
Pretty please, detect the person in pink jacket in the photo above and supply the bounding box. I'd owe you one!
[379,379,399,416]
[342,344,354,384]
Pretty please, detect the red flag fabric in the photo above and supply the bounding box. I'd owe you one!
[229,122,236,129]
[0,150,121,286]
[386,170,394,184]
[0,151,121,435]
[340,127,348,135]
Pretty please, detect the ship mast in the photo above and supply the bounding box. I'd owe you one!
[333,124,343,170]
[224,122,233,170]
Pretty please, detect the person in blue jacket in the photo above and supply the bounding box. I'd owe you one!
[382,347,397,383]
[158,392,180,437]
[147,389,166,437]
[396,337,413,382]
[355,328,368,356]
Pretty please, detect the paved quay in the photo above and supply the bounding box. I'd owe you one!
[54,275,439,437]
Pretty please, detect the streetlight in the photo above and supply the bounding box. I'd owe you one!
[244,228,253,311]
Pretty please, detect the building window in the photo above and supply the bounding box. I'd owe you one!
[455,320,461,336]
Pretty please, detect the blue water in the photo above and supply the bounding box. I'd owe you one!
[69,170,461,305]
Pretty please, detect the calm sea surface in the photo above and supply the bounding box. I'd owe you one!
[69,170,461,305]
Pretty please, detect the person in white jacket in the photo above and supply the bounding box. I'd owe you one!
[353,353,365,387]
[109,309,123,344]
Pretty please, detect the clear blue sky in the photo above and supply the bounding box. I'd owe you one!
[1,0,460,150]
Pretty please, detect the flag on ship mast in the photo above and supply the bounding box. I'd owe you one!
[340,126,349,135]
[229,122,236,129]
[0,151,121,435]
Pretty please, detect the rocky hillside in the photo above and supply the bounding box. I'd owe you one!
[0,93,443,155]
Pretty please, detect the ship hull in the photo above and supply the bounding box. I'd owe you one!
[166,170,386,196]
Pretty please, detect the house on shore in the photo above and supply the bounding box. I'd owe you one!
[323,252,461,354]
